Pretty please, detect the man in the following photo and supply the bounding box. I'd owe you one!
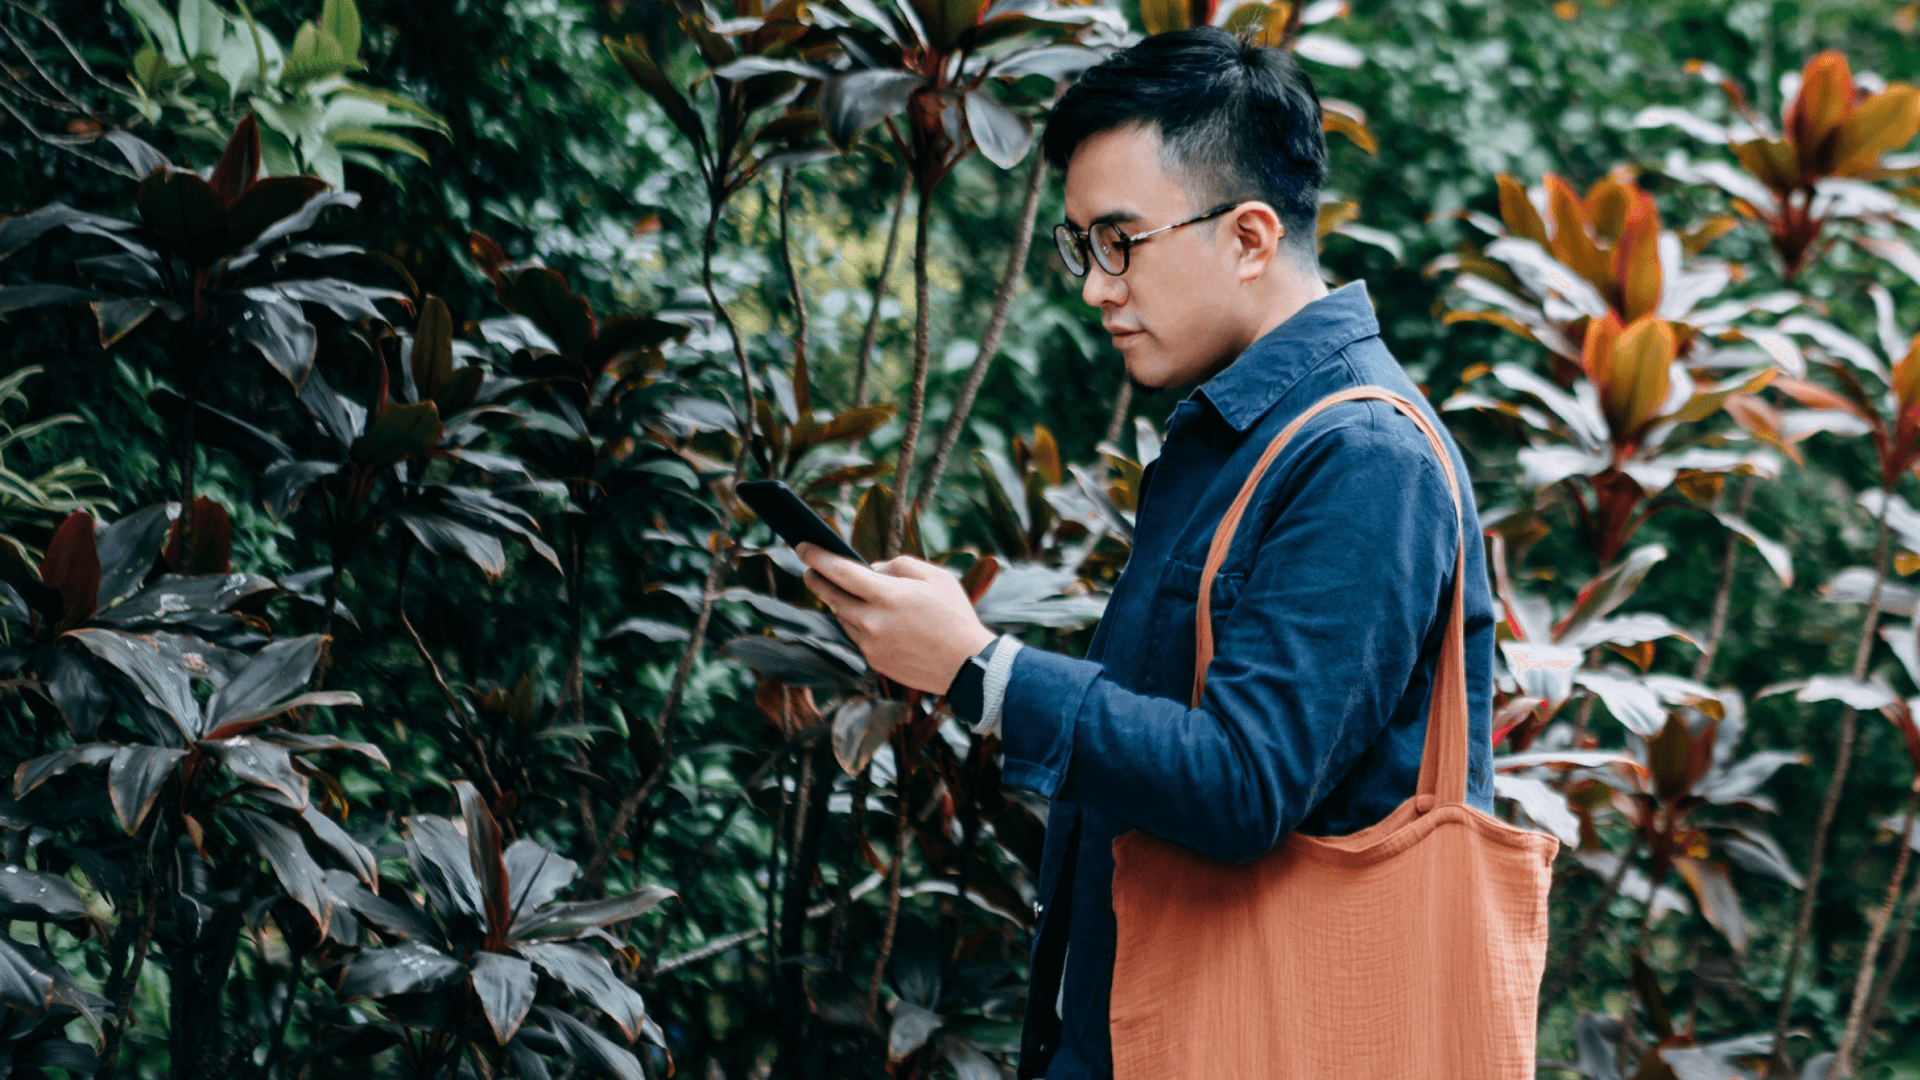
[799,27,1496,1080]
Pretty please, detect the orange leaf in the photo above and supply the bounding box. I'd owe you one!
[1581,310,1623,395]
[1606,316,1675,438]
[1612,190,1663,323]
[1732,138,1802,192]
[1788,51,1857,172]
[1771,375,1870,420]
[1545,174,1611,295]
[1581,171,1636,241]
[1831,84,1920,176]
[1895,333,1920,411]
[1495,175,1549,247]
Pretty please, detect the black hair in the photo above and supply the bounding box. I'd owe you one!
[1042,27,1328,263]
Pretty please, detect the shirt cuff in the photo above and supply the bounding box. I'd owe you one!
[998,646,1103,798]
[968,635,1024,737]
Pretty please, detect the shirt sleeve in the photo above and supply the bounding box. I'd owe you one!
[997,405,1458,862]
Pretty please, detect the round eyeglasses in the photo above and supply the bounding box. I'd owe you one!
[1052,203,1244,278]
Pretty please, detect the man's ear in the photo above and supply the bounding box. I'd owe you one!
[1228,201,1284,282]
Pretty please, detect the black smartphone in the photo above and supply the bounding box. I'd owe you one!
[736,480,868,565]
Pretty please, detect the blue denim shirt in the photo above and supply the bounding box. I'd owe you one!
[1002,282,1497,1079]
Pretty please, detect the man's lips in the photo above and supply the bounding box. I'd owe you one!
[1106,325,1144,342]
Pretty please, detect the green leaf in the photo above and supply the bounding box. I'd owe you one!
[121,0,186,64]
[326,126,431,163]
[349,402,444,470]
[606,39,707,156]
[320,0,362,63]
[411,296,455,401]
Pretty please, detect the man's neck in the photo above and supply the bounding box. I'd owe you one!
[1194,264,1333,385]
[1247,263,1331,346]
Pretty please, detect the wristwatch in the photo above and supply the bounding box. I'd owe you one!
[947,634,1023,735]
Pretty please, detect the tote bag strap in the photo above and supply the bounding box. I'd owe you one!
[1190,386,1472,809]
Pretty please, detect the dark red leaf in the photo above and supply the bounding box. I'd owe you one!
[136,168,229,265]
[455,780,511,947]
[38,512,99,631]
[228,176,330,248]
[162,497,232,575]
[209,113,262,202]
[500,267,595,359]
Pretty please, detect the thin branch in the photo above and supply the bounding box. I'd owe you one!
[778,168,809,419]
[912,153,1047,512]
[885,180,934,559]
[1692,473,1756,683]
[865,727,913,1025]
[579,204,759,893]
[1860,848,1920,1052]
[855,171,913,407]
[3,0,137,97]
[655,872,884,975]
[1835,792,1919,1074]
[1772,497,1894,1071]
[1102,378,1134,448]
[1540,832,1643,1013]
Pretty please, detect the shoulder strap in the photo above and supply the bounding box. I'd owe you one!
[1190,386,1471,808]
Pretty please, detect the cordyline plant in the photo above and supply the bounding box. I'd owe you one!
[318,780,673,1079]
[1750,269,1920,1070]
[1637,50,1920,283]
[2,498,382,1075]
[1498,684,1807,1076]
[0,113,407,513]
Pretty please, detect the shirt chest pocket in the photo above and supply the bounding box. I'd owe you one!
[1146,555,1249,699]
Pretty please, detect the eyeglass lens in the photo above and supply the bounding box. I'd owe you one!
[1053,223,1129,278]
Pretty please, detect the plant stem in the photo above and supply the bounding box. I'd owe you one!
[1861,849,1920,1054]
[779,168,809,407]
[1772,497,1894,1071]
[855,171,912,407]
[580,205,757,894]
[912,153,1047,513]
[884,178,934,559]
[1541,832,1643,1013]
[1693,473,1756,683]
[865,728,912,1026]
[1835,792,1919,1075]
[259,946,304,1080]
[1103,377,1135,448]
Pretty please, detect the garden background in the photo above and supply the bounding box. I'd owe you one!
[5,0,1920,1077]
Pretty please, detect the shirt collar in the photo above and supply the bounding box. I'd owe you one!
[1194,280,1380,432]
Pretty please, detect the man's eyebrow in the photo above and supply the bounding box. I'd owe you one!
[1063,208,1145,230]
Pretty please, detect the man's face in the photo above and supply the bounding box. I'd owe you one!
[1062,124,1250,389]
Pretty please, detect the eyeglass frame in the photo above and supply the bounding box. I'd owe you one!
[1053,202,1247,278]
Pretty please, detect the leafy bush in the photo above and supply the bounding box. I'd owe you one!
[8,0,1920,1078]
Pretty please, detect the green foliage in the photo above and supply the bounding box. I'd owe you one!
[10,0,1920,1077]
[120,0,448,185]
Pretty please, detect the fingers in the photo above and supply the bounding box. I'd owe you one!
[802,568,863,616]
[872,555,943,581]
[797,542,887,601]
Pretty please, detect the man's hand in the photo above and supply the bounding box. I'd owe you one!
[798,543,996,694]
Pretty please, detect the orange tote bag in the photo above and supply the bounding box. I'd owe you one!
[1107,386,1558,1080]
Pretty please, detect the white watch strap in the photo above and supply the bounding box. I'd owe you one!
[971,634,1024,736]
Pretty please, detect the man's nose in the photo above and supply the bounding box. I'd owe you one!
[1081,263,1126,308]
